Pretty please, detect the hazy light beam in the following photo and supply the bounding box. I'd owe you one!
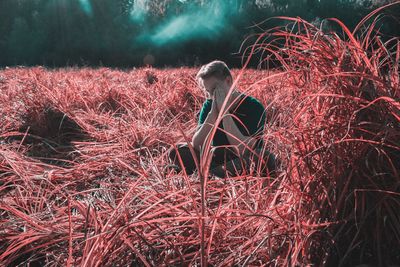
[136,2,233,46]
[78,0,93,16]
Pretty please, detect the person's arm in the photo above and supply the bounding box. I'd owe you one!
[222,116,258,155]
[192,101,218,152]
[214,87,263,156]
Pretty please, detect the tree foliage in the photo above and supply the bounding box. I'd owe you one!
[0,0,397,68]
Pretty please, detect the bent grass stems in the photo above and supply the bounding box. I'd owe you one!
[1,5,399,265]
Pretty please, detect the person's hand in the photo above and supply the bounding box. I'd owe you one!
[213,85,228,111]
[207,98,219,123]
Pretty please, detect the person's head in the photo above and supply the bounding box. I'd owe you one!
[196,60,233,98]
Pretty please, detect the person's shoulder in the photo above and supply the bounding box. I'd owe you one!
[198,98,213,124]
[205,98,212,104]
[201,98,212,111]
[203,98,212,106]
[242,94,264,108]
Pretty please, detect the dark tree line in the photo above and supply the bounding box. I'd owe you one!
[0,0,398,68]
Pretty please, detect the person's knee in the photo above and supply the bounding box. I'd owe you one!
[169,143,189,156]
[252,148,278,175]
[168,143,199,174]
[265,153,278,176]
[168,147,177,161]
[265,151,276,165]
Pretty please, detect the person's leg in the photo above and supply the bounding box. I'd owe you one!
[210,158,247,178]
[249,148,278,177]
[209,146,245,178]
[167,143,200,175]
[209,147,278,178]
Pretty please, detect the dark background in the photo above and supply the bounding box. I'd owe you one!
[0,0,398,69]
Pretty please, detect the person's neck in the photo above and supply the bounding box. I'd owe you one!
[231,89,243,101]
[228,89,243,111]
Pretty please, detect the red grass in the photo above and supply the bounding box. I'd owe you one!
[1,4,399,266]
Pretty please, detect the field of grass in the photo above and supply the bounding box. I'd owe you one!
[1,5,399,267]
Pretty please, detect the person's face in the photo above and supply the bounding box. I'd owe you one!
[202,76,232,98]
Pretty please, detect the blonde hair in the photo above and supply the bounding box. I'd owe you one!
[196,60,232,81]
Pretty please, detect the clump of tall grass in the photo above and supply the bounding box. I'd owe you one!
[237,2,400,265]
[0,3,399,266]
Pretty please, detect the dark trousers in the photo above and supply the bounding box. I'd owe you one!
[167,143,277,178]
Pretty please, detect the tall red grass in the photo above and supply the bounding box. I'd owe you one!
[0,3,399,266]
[237,2,400,265]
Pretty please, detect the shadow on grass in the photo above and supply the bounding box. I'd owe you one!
[5,106,89,167]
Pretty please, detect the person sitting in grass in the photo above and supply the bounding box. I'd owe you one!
[168,60,277,178]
